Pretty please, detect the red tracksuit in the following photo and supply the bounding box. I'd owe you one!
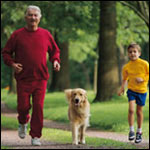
[2,27,60,138]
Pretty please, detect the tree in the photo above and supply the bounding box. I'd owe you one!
[116,2,149,85]
[1,1,26,93]
[45,1,99,91]
[94,1,119,102]
[120,1,149,28]
[49,33,70,91]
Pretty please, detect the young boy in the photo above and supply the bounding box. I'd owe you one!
[118,43,149,143]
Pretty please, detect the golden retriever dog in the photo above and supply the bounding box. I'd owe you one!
[64,88,90,145]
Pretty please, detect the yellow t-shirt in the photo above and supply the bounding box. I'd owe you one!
[122,58,149,93]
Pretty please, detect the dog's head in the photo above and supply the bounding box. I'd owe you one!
[64,88,87,107]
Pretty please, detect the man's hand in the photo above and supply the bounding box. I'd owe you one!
[136,77,144,83]
[53,61,60,72]
[12,63,23,74]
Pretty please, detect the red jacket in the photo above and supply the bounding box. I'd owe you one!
[2,27,60,81]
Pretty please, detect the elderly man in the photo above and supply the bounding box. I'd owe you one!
[2,5,60,146]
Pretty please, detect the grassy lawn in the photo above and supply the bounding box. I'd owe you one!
[42,128,138,149]
[1,146,10,149]
[1,88,149,139]
[1,115,138,149]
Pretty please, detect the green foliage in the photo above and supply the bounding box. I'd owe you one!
[1,1,27,47]
[1,1,149,89]
[1,89,17,110]
[69,30,98,63]
[69,57,95,89]
[116,2,149,48]
[1,57,11,88]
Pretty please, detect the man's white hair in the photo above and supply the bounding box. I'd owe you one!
[25,5,42,18]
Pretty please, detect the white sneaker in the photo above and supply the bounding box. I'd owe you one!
[18,123,27,139]
[31,137,41,146]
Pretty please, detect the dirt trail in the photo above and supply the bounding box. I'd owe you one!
[1,130,97,149]
[1,101,149,149]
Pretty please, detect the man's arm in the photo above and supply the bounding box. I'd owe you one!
[2,32,16,66]
[47,32,60,64]
[53,60,60,72]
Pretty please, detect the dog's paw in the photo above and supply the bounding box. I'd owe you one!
[79,140,86,145]
[72,141,78,145]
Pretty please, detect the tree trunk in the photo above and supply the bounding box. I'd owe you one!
[94,1,119,102]
[48,33,70,91]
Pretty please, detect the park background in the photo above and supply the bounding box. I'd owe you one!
[1,1,149,149]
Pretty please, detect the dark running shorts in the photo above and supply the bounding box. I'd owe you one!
[127,89,147,106]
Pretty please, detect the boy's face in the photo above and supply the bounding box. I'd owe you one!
[128,47,141,61]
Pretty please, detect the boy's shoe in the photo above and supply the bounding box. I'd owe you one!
[31,137,41,146]
[128,131,135,141]
[18,123,28,139]
[135,132,142,143]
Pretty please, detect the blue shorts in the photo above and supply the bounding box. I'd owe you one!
[127,89,147,106]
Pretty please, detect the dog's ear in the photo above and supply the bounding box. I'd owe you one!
[83,90,88,103]
[64,89,72,102]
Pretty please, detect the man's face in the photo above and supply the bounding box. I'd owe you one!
[25,9,41,27]
[128,48,141,61]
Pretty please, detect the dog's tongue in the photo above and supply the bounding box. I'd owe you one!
[75,103,79,106]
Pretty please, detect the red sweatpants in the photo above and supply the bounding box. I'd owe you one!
[17,80,47,138]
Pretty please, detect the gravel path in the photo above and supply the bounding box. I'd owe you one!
[1,130,97,149]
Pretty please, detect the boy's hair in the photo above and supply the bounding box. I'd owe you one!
[127,43,141,52]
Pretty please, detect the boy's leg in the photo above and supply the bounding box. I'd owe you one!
[136,105,143,130]
[135,105,143,143]
[128,100,135,127]
[135,92,147,143]
[128,100,135,140]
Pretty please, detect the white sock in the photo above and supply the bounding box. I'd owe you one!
[137,128,142,133]
[129,126,134,132]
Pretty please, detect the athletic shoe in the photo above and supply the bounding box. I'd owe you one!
[31,137,41,146]
[128,131,135,141]
[18,123,27,139]
[135,132,142,143]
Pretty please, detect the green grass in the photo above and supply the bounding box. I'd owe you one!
[1,115,18,130]
[42,128,138,149]
[1,88,149,139]
[1,146,11,149]
[1,115,138,149]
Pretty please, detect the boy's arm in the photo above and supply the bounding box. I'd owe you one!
[135,77,144,83]
[143,62,149,82]
[118,80,127,96]
[136,62,149,83]
[118,65,128,96]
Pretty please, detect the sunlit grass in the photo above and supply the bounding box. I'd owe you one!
[1,88,149,138]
